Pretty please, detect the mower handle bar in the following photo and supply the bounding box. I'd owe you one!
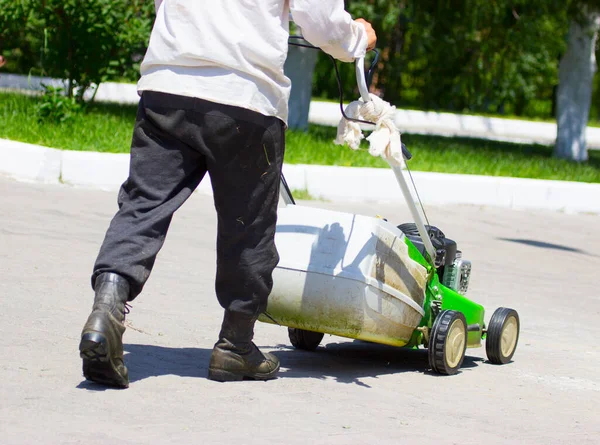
[355,57,436,262]
[356,57,371,102]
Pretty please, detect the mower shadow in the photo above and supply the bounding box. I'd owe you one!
[77,340,483,389]
[276,339,483,386]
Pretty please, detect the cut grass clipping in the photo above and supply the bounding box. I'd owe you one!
[2,91,599,183]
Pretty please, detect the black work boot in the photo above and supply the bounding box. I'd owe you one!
[79,272,130,388]
[208,311,280,382]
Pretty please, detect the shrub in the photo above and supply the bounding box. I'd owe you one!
[34,85,82,123]
[0,0,154,101]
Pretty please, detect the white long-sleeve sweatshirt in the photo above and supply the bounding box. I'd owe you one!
[138,0,367,125]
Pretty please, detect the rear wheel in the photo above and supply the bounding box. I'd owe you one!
[486,308,520,364]
[288,328,324,351]
[428,310,467,375]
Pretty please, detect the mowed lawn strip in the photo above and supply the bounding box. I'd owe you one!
[2,91,600,183]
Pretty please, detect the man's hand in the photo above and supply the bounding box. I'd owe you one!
[355,18,377,51]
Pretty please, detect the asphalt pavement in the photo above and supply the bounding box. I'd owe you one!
[1,176,599,445]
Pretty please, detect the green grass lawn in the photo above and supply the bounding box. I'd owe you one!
[2,91,600,183]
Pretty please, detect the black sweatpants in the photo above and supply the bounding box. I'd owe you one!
[92,91,285,319]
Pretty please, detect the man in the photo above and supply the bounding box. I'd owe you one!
[79,0,377,387]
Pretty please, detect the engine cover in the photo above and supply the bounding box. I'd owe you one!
[442,254,472,295]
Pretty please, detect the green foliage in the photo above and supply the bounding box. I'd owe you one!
[0,1,42,74]
[0,0,154,100]
[411,1,568,115]
[1,0,598,121]
[568,0,600,20]
[34,84,82,123]
[312,0,598,120]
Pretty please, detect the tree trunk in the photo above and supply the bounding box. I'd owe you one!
[555,9,600,161]
[284,44,318,131]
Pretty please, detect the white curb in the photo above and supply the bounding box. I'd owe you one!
[281,163,600,214]
[307,101,600,150]
[61,150,130,190]
[0,139,61,183]
[2,139,599,214]
[0,73,140,104]
[59,148,216,194]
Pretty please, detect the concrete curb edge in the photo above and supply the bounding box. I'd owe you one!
[1,138,599,214]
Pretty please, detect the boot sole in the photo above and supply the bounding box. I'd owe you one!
[79,332,129,388]
[207,364,280,382]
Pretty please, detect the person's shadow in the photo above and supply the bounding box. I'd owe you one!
[76,344,212,391]
[77,340,483,390]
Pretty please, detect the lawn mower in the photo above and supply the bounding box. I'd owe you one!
[258,46,520,375]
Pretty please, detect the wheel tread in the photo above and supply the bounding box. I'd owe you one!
[428,310,467,375]
[486,307,519,365]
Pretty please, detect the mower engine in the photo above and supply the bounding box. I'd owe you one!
[398,223,471,295]
[442,252,471,295]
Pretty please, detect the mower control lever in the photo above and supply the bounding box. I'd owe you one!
[402,144,412,160]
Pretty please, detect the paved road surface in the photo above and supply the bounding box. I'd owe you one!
[1,176,599,445]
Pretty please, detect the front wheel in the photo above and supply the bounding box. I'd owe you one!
[485,308,520,364]
[428,310,467,375]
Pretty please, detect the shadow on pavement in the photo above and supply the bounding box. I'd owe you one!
[76,340,483,389]
[275,340,483,387]
[75,344,212,390]
[76,380,118,392]
[498,237,588,255]
[124,344,212,383]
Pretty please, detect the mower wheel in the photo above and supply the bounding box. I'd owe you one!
[428,310,467,375]
[288,328,324,351]
[486,308,520,364]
